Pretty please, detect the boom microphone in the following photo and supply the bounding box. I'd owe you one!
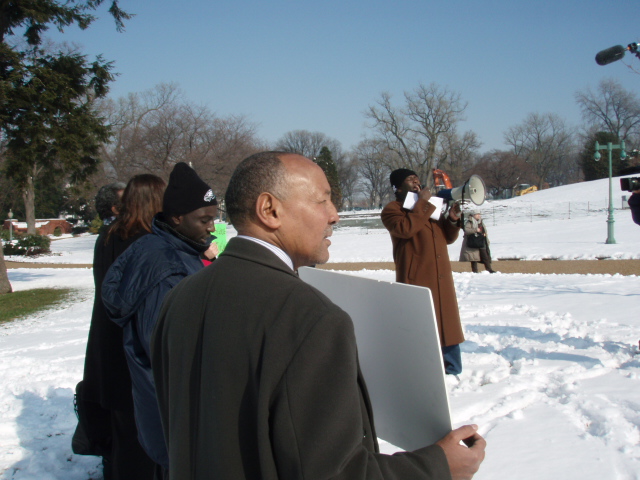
[596,45,626,65]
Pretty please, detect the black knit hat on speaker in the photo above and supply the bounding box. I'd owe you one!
[389,168,418,191]
[163,162,218,216]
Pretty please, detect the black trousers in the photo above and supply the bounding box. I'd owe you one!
[153,464,168,480]
[102,408,155,480]
[470,247,493,273]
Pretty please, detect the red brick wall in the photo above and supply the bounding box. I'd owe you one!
[2,219,73,235]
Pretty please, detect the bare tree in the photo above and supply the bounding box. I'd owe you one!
[274,129,352,208]
[336,153,360,210]
[575,78,640,146]
[437,130,482,185]
[471,150,535,198]
[547,150,583,186]
[97,84,263,199]
[274,130,347,166]
[97,83,181,180]
[504,113,576,188]
[365,83,471,186]
[352,139,396,208]
[275,130,334,158]
[193,115,264,198]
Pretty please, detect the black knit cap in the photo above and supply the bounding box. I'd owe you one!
[390,168,418,189]
[163,162,217,215]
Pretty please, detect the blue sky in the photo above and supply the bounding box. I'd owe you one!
[46,0,640,153]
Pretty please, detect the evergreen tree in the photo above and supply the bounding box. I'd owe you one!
[3,48,113,233]
[1,1,128,232]
[581,132,625,181]
[314,146,342,208]
[0,0,128,293]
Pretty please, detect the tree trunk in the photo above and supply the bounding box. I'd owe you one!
[0,242,12,294]
[23,175,36,235]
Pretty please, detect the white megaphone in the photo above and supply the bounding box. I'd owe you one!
[436,175,486,206]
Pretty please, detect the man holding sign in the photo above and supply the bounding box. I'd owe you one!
[152,153,485,479]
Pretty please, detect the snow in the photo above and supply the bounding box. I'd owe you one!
[1,176,640,479]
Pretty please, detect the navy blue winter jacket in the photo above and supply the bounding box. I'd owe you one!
[102,214,208,468]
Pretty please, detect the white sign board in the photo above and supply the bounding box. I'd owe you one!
[298,267,452,451]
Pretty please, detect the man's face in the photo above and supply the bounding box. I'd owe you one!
[173,205,217,244]
[397,175,421,196]
[277,155,339,269]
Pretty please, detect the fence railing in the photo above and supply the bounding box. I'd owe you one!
[481,199,630,227]
[335,198,633,234]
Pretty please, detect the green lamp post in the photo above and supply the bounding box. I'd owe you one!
[594,140,626,244]
[7,209,13,243]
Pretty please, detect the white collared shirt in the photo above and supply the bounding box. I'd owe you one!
[237,235,294,271]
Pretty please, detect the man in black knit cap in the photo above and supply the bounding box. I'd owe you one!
[381,168,464,376]
[102,162,217,479]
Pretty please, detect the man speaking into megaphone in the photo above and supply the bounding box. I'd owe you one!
[381,168,466,375]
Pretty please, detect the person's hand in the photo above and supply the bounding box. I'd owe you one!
[449,202,461,221]
[418,186,432,202]
[633,189,640,194]
[436,425,486,480]
[204,242,219,260]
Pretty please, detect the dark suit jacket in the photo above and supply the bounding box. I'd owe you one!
[151,237,450,480]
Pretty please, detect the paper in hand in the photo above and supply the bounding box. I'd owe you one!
[402,192,444,220]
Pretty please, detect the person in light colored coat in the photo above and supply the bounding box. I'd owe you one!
[459,212,495,273]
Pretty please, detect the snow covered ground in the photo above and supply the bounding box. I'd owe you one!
[1,176,640,479]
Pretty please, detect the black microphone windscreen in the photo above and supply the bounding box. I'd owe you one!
[595,45,626,66]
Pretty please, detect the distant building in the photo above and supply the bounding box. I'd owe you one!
[2,219,73,236]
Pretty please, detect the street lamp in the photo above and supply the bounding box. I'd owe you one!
[7,209,13,242]
[594,140,626,244]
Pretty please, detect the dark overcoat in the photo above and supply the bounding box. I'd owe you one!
[151,237,450,480]
[629,192,640,225]
[381,199,464,346]
[83,226,146,410]
[82,227,155,476]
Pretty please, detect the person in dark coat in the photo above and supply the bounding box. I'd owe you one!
[102,163,218,477]
[82,174,165,479]
[629,190,640,226]
[381,169,465,375]
[151,152,486,480]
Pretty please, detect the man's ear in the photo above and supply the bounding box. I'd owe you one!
[170,214,183,227]
[255,192,281,229]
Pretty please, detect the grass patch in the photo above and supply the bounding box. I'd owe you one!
[0,288,74,324]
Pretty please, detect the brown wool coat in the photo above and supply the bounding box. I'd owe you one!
[381,199,465,346]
